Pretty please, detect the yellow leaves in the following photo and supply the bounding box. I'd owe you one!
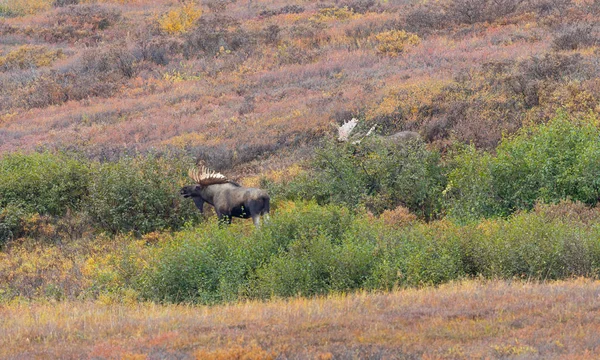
[275,200,298,214]
[380,206,417,229]
[162,69,202,83]
[161,132,206,148]
[96,287,139,305]
[373,30,420,57]
[0,45,64,71]
[311,6,357,23]
[158,1,202,35]
[371,94,402,119]
[243,164,303,188]
[0,0,52,15]
[491,340,537,357]
[367,78,451,124]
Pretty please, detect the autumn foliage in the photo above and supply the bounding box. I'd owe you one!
[1,0,600,357]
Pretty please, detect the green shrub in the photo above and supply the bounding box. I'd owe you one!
[137,202,361,303]
[446,112,600,220]
[461,207,600,279]
[494,112,600,212]
[87,155,199,235]
[253,217,380,298]
[139,225,223,303]
[279,138,445,219]
[0,152,90,216]
[444,145,500,221]
[116,200,600,304]
[368,221,465,288]
[0,204,26,244]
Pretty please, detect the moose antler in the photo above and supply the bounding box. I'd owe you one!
[337,118,377,144]
[188,166,229,186]
[337,118,358,142]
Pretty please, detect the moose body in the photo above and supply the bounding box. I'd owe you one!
[180,167,270,227]
[385,131,421,143]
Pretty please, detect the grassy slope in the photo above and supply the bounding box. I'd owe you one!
[1,279,599,359]
[2,1,600,358]
[2,0,596,173]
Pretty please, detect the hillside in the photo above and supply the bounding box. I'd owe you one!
[1,0,599,171]
[2,1,600,358]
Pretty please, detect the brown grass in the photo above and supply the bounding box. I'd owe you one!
[1,279,599,359]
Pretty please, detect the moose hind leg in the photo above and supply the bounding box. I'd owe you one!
[252,215,260,228]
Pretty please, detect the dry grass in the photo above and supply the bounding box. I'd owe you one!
[1,279,599,359]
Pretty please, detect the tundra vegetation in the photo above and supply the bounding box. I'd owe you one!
[1,0,600,357]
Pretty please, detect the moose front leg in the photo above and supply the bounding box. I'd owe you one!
[252,215,260,228]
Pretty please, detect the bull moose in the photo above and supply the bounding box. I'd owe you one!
[337,118,421,144]
[180,166,270,227]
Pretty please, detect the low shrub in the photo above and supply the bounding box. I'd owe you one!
[11,45,136,110]
[133,200,600,304]
[444,0,525,25]
[137,202,378,303]
[339,0,378,14]
[0,151,89,245]
[311,6,355,22]
[158,2,202,35]
[379,205,417,229]
[444,145,500,221]
[276,137,445,219]
[259,5,304,17]
[0,45,64,71]
[86,155,200,235]
[461,205,600,279]
[0,0,52,16]
[52,0,78,7]
[275,41,318,65]
[373,30,420,57]
[204,0,235,13]
[0,204,26,245]
[404,5,448,34]
[183,14,252,58]
[494,113,600,211]
[552,25,598,51]
[446,112,600,220]
[139,222,267,303]
[0,152,90,216]
[42,4,121,42]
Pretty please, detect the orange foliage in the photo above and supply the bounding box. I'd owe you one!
[379,206,417,228]
[194,344,276,360]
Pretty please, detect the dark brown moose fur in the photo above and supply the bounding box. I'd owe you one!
[180,181,270,227]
